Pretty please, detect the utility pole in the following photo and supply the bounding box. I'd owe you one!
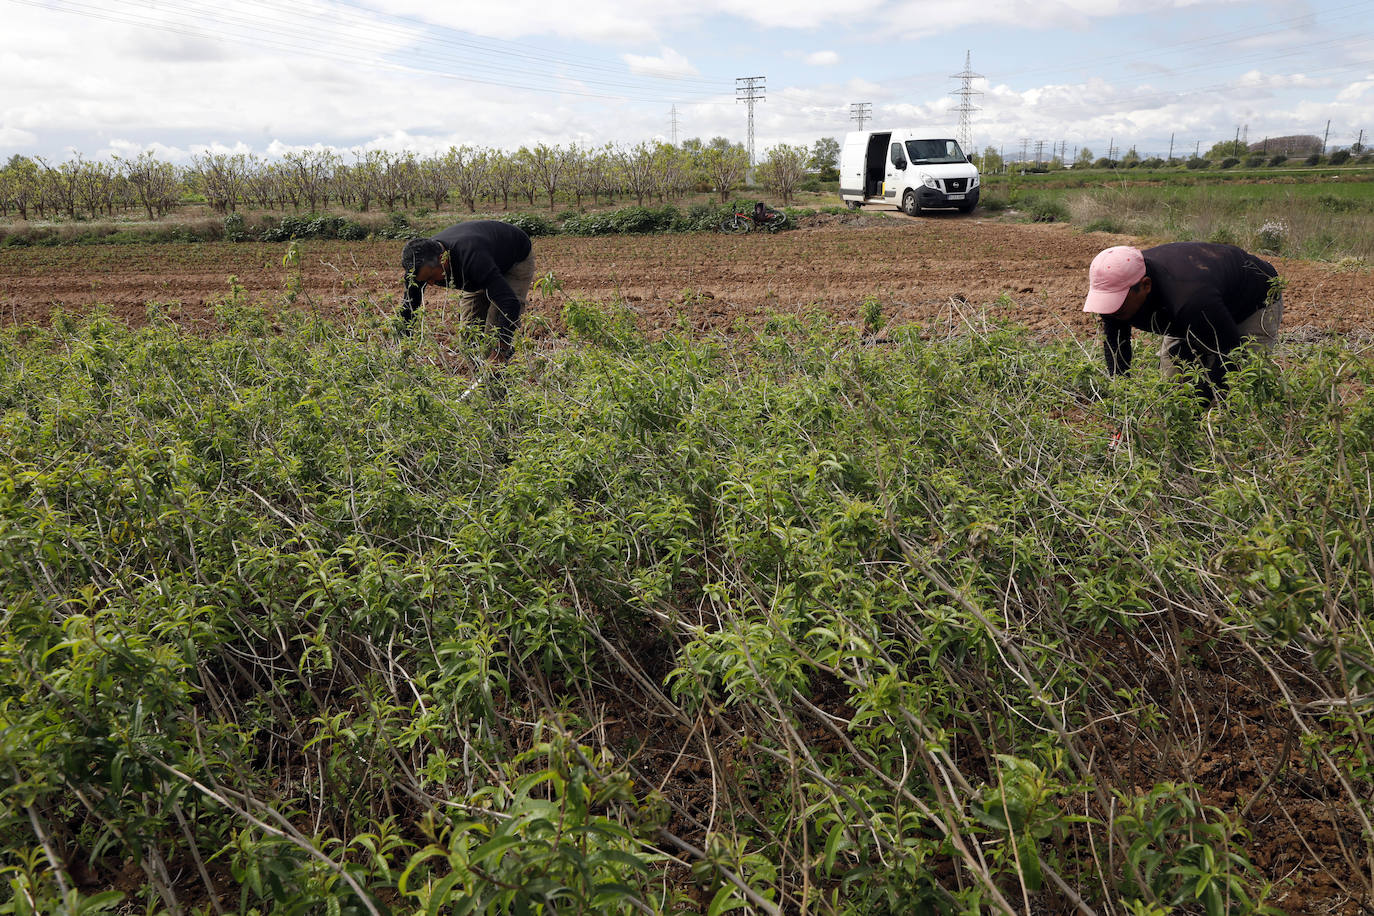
[949,50,983,155]
[1033,139,1045,168]
[1322,119,1331,153]
[1018,137,1030,168]
[1356,129,1366,154]
[849,102,872,131]
[1167,132,1174,163]
[736,76,765,182]
[670,105,680,145]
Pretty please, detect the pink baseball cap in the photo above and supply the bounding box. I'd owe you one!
[1083,246,1146,314]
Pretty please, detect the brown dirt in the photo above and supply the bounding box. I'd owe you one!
[3,215,1373,338]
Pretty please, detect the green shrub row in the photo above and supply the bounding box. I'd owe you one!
[0,201,806,249]
[3,299,1369,913]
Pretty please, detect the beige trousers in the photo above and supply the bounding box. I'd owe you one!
[1159,294,1283,377]
[460,253,536,331]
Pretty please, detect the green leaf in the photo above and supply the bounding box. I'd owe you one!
[425,872,462,916]
[707,885,750,916]
[823,822,851,871]
[1017,833,1043,892]
[471,835,524,866]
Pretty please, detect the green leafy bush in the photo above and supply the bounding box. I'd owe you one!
[258,213,370,242]
[1025,195,1069,222]
[496,211,556,237]
[0,305,1367,914]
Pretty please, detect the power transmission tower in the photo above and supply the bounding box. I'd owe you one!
[1033,140,1045,168]
[736,76,766,180]
[1018,137,1030,167]
[850,102,872,130]
[670,105,680,145]
[949,51,983,154]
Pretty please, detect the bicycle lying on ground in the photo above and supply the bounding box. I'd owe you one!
[719,202,789,233]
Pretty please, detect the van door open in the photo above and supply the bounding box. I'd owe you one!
[864,132,890,198]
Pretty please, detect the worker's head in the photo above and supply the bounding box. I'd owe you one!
[402,238,448,288]
[1083,246,1149,318]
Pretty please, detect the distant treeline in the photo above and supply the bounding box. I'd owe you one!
[0,139,844,223]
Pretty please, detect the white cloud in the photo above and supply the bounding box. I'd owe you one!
[1337,78,1374,103]
[806,50,840,66]
[622,47,699,78]
[0,127,37,152]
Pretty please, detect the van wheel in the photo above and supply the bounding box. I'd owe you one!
[845,200,862,211]
[902,190,921,216]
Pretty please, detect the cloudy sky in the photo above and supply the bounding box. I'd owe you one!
[2,0,1372,163]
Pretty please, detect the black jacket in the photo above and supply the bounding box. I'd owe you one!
[402,220,533,324]
[1103,242,1278,399]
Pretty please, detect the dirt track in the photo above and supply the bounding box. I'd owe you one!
[4,214,1374,337]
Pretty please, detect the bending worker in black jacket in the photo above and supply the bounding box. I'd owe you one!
[1083,242,1283,402]
[400,220,535,360]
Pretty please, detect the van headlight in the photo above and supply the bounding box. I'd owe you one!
[921,174,938,189]
[970,175,980,189]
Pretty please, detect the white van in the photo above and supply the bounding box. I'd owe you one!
[839,129,980,215]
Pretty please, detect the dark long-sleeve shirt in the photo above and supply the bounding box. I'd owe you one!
[1102,242,1278,399]
[401,220,533,330]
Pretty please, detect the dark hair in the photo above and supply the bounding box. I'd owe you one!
[401,237,444,280]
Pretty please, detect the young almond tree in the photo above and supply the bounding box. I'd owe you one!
[512,148,540,207]
[757,143,809,206]
[74,158,118,218]
[702,142,748,202]
[528,142,571,211]
[120,152,181,219]
[417,151,454,211]
[651,142,693,201]
[36,156,80,219]
[564,144,594,209]
[618,142,657,206]
[284,148,338,212]
[451,145,490,212]
[191,152,250,214]
[0,156,41,220]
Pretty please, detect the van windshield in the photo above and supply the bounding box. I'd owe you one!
[904,139,966,164]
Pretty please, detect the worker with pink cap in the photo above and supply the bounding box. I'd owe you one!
[1084,242,1283,402]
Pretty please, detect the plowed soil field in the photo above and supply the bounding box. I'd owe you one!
[4,214,1374,337]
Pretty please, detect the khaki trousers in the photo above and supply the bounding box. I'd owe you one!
[1159,294,1283,378]
[460,253,536,331]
